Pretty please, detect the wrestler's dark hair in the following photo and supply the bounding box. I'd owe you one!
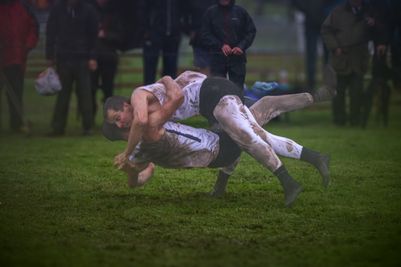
[102,96,130,141]
[103,96,129,118]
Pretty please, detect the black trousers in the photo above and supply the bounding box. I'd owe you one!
[143,34,181,84]
[91,53,118,116]
[52,60,93,133]
[332,72,364,126]
[361,54,391,127]
[0,65,24,130]
[210,53,246,91]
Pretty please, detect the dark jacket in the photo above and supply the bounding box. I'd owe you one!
[92,1,124,58]
[185,0,215,46]
[142,0,186,40]
[200,0,256,52]
[291,0,327,30]
[46,0,98,61]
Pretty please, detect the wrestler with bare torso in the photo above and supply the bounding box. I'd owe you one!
[103,68,336,206]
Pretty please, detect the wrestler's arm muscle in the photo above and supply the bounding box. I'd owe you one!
[148,76,184,129]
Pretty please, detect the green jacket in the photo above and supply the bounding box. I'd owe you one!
[321,2,382,75]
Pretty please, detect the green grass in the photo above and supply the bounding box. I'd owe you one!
[1,74,401,267]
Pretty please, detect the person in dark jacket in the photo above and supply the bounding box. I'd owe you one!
[142,0,185,84]
[90,0,123,122]
[200,0,256,91]
[361,0,391,128]
[388,0,401,91]
[291,0,344,90]
[46,0,98,136]
[185,0,215,75]
[0,0,38,132]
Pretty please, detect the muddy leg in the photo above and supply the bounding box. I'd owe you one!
[213,95,302,206]
[210,158,240,197]
[249,93,313,126]
[265,132,330,188]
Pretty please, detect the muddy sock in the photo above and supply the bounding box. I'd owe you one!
[210,171,230,197]
[274,166,303,207]
[300,147,330,188]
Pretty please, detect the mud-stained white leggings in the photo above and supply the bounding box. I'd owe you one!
[249,93,314,126]
[214,95,309,172]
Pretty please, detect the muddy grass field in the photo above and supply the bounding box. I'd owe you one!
[1,73,401,266]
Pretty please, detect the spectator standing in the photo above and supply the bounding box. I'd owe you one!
[90,0,123,123]
[321,0,386,126]
[142,0,185,84]
[291,0,343,90]
[361,0,391,128]
[0,0,38,132]
[46,0,98,136]
[388,0,401,91]
[200,0,256,91]
[185,0,215,75]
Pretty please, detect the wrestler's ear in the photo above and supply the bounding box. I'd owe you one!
[123,102,130,110]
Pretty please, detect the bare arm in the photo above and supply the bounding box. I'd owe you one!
[148,76,184,128]
[114,89,150,169]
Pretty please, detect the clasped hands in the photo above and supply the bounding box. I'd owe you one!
[221,44,243,56]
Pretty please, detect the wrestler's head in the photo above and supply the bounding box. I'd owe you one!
[102,96,131,141]
[104,96,132,128]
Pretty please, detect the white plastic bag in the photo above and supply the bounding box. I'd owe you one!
[34,67,62,96]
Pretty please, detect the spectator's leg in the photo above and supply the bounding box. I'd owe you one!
[210,55,228,78]
[162,35,180,78]
[381,81,391,127]
[228,60,246,91]
[305,26,319,89]
[332,74,348,125]
[2,65,24,131]
[349,72,364,126]
[143,39,160,84]
[90,62,100,120]
[75,60,93,134]
[322,41,330,65]
[100,55,118,101]
[361,78,376,128]
[51,62,74,134]
[390,34,401,90]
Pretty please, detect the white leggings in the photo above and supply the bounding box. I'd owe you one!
[214,94,310,172]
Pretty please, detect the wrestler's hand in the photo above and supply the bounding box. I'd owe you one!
[160,76,182,99]
[232,47,243,55]
[222,44,232,56]
[160,75,173,84]
[114,152,129,169]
